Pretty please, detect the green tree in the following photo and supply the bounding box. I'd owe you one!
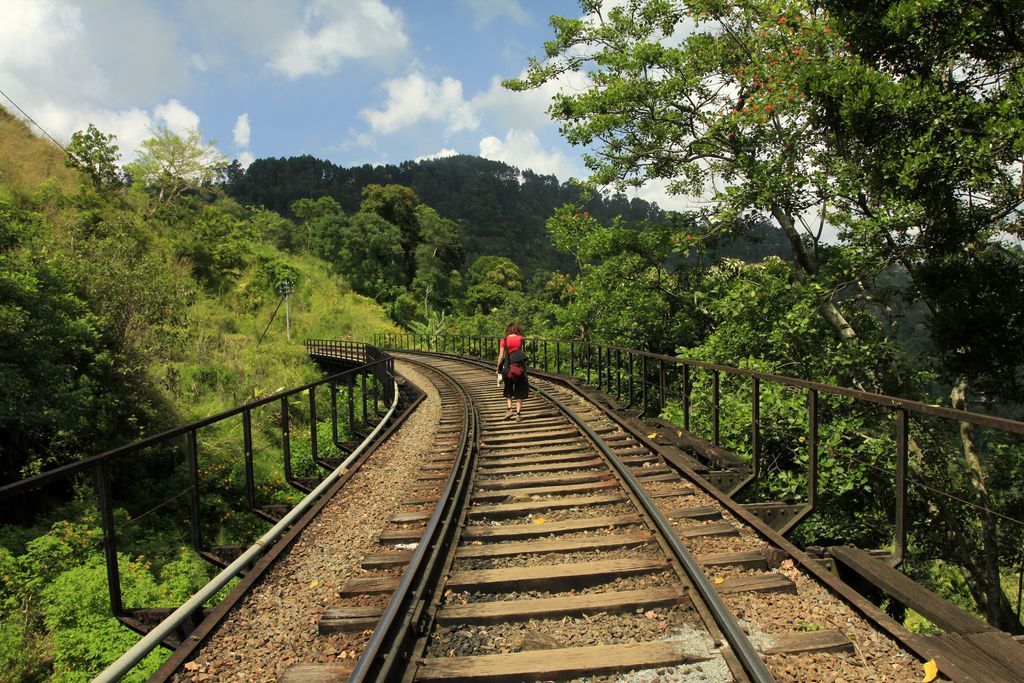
[291,196,343,253]
[546,206,710,351]
[125,127,224,204]
[249,207,295,251]
[176,203,255,290]
[808,0,1024,631]
[65,124,122,190]
[360,184,420,281]
[336,211,406,300]
[462,256,523,314]
[411,205,463,318]
[506,0,866,362]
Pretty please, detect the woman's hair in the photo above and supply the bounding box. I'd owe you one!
[505,323,523,336]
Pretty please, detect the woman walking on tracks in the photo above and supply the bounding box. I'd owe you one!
[496,323,528,421]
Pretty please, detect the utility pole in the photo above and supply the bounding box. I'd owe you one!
[278,279,293,340]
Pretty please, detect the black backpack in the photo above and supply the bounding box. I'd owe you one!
[504,337,527,379]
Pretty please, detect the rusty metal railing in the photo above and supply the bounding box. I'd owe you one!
[0,343,394,636]
[375,332,1024,571]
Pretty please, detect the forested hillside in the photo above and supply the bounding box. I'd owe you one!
[224,154,793,279]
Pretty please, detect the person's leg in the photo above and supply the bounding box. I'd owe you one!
[514,376,524,420]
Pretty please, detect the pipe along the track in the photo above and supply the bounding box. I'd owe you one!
[94,380,400,683]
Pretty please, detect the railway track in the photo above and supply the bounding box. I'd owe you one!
[277,354,921,682]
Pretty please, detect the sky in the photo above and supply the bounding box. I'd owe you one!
[2,0,695,206]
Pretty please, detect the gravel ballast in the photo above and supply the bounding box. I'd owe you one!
[171,361,442,682]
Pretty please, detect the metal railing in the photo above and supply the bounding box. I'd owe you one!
[376,333,1024,570]
[0,343,394,632]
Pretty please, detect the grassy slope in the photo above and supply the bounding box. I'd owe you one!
[0,108,79,200]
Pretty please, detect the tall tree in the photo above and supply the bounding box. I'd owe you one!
[335,211,407,300]
[291,196,343,254]
[65,124,122,190]
[411,205,463,318]
[506,0,868,362]
[126,127,224,204]
[808,0,1024,630]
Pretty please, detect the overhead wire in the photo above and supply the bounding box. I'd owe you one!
[0,87,68,152]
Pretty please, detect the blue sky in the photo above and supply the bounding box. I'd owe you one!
[1,1,620,188]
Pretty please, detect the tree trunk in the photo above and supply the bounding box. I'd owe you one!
[949,374,1022,632]
[771,204,859,346]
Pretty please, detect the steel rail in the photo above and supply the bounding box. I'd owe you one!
[92,378,401,683]
[348,360,478,683]
[536,384,777,683]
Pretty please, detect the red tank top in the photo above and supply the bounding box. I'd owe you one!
[501,335,524,353]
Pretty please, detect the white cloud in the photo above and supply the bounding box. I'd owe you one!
[233,113,251,147]
[415,148,459,162]
[268,0,408,78]
[470,68,589,132]
[237,151,255,169]
[0,0,200,163]
[0,0,82,70]
[625,178,712,214]
[457,0,530,29]
[361,72,478,134]
[154,99,201,136]
[479,129,582,181]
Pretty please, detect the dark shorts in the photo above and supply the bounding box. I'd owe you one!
[503,371,529,400]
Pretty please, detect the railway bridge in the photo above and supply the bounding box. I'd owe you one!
[2,336,1023,682]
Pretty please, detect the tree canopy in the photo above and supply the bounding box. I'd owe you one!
[508,0,1024,632]
[125,127,224,204]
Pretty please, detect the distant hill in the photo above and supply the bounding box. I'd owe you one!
[224,154,792,278]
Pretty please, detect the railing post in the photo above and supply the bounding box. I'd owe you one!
[347,373,356,436]
[683,364,690,432]
[751,378,760,480]
[596,344,602,389]
[641,355,648,416]
[586,343,592,385]
[628,353,634,407]
[243,409,255,509]
[361,372,368,425]
[309,387,318,462]
[712,370,720,447]
[616,350,622,399]
[187,430,202,550]
[892,407,908,566]
[330,384,340,445]
[96,461,123,616]
[808,389,818,508]
[659,359,667,414]
[281,397,292,482]
[543,340,548,372]
[570,341,576,377]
